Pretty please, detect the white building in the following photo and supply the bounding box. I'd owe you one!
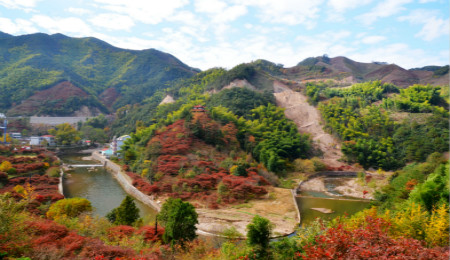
[30,136,42,146]
[30,135,56,146]
[110,135,131,154]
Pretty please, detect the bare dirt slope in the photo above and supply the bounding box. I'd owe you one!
[196,187,298,237]
[273,81,344,167]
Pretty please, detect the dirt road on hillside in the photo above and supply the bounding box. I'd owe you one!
[273,81,344,167]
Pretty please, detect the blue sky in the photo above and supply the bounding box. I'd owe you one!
[0,0,448,70]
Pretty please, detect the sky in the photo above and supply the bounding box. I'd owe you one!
[0,0,448,70]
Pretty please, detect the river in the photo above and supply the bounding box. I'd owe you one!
[296,176,371,226]
[61,152,370,232]
[60,153,158,223]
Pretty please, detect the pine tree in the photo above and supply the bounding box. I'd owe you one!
[106,195,140,226]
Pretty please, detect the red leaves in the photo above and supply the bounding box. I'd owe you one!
[157,155,187,175]
[24,217,141,259]
[79,238,135,260]
[127,172,159,195]
[405,179,418,191]
[0,174,62,211]
[107,226,136,241]
[302,216,450,259]
[138,226,165,243]
[149,120,193,155]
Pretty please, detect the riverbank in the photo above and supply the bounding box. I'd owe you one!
[90,151,161,211]
[298,171,392,200]
[89,151,299,237]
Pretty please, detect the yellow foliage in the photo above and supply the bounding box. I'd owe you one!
[0,161,12,172]
[141,168,149,178]
[424,204,449,247]
[294,159,315,173]
[47,197,92,219]
[388,202,428,241]
[0,134,12,143]
[229,165,239,175]
[13,183,36,202]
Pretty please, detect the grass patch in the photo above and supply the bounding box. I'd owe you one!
[232,203,254,209]
[236,210,256,216]
[279,179,296,189]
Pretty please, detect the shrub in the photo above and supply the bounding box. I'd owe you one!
[294,159,315,173]
[0,161,12,172]
[45,167,60,178]
[311,157,327,172]
[46,198,92,219]
[302,215,449,259]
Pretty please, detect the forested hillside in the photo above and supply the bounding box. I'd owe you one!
[0,32,198,115]
[1,31,449,259]
[304,80,449,170]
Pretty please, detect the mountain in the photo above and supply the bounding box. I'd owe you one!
[291,55,449,87]
[0,32,199,116]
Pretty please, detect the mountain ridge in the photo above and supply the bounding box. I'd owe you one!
[0,32,199,115]
[0,32,448,116]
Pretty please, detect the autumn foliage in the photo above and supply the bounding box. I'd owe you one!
[301,215,449,259]
[125,118,270,207]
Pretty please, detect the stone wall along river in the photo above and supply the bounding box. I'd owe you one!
[60,153,158,223]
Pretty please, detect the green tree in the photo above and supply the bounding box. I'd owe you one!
[46,198,92,219]
[106,195,140,226]
[48,123,80,145]
[247,215,272,249]
[80,125,108,143]
[157,198,198,245]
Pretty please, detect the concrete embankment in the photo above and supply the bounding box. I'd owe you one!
[91,151,161,211]
[58,169,64,196]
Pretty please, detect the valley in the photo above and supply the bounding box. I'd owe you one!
[0,32,448,260]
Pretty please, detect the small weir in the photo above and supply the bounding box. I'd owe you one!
[66,164,104,168]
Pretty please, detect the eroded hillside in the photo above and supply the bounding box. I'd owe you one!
[273,81,344,167]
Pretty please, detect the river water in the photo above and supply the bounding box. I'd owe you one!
[296,177,371,226]
[61,152,370,231]
[60,153,158,223]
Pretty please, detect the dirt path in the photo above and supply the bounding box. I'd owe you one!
[273,81,344,167]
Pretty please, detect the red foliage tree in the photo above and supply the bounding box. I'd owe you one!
[301,216,450,259]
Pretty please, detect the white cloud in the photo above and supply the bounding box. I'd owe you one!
[399,9,449,41]
[0,0,40,11]
[328,0,373,13]
[167,11,202,27]
[415,17,449,41]
[0,17,38,34]
[349,43,446,68]
[357,0,413,25]
[67,7,92,16]
[212,5,247,24]
[361,35,386,44]
[31,15,94,36]
[295,31,354,62]
[194,0,227,14]
[89,13,135,31]
[237,0,324,27]
[93,0,189,24]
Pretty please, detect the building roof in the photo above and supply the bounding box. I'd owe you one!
[117,135,130,141]
[103,149,114,155]
[41,135,55,138]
